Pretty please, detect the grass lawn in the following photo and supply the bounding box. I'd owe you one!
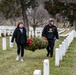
[0,36,76,75]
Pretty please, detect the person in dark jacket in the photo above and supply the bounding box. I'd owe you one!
[42,18,59,57]
[11,22,27,61]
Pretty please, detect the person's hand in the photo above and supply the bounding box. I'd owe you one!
[56,39,59,42]
[27,41,28,44]
[11,42,14,46]
[26,41,28,45]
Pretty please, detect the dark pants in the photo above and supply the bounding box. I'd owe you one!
[47,39,55,57]
[17,43,25,57]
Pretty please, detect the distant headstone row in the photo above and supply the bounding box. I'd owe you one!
[0,26,67,38]
[0,26,43,37]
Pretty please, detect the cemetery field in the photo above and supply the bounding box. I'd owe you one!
[61,29,72,35]
[0,36,76,75]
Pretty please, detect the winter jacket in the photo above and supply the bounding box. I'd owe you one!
[11,27,27,45]
[42,24,59,40]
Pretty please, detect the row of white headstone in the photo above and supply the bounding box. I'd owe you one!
[59,29,66,34]
[29,30,42,38]
[33,30,76,75]
[55,30,75,66]
[0,26,43,37]
[33,59,49,75]
[2,36,13,50]
[0,29,42,38]
[0,27,66,38]
[0,29,14,37]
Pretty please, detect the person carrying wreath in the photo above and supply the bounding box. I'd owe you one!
[42,18,59,57]
[11,22,27,61]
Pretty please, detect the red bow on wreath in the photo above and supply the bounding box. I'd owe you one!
[28,39,33,46]
[44,37,47,40]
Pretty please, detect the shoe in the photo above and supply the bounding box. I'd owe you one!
[21,58,24,62]
[47,53,49,57]
[16,55,20,61]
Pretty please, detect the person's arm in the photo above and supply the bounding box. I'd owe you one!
[24,28,28,44]
[42,26,47,37]
[11,28,17,42]
[55,27,59,40]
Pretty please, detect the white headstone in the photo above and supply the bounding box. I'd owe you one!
[9,36,13,48]
[2,37,6,50]
[0,30,1,37]
[59,45,62,61]
[66,38,68,50]
[62,42,65,56]
[39,31,42,37]
[32,31,34,37]
[55,48,60,66]
[43,59,49,75]
[34,70,41,75]
[4,30,6,36]
[35,31,38,37]
[8,29,11,36]
[64,39,67,53]
[74,31,76,37]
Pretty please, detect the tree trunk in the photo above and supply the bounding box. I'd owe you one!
[13,15,17,26]
[73,10,76,31]
[20,0,29,36]
[23,10,29,35]
[63,22,65,28]
[33,9,36,37]
[73,19,76,31]
[55,17,58,27]
[33,26,36,37]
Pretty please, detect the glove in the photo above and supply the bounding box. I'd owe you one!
[11,42,14,47]
[27,41,28,44]
[44,37,47,40]
[26,41,28,45]
[56,39,59,42]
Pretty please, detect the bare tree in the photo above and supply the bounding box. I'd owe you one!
[0,12,7,25]
[27,4,50,36]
